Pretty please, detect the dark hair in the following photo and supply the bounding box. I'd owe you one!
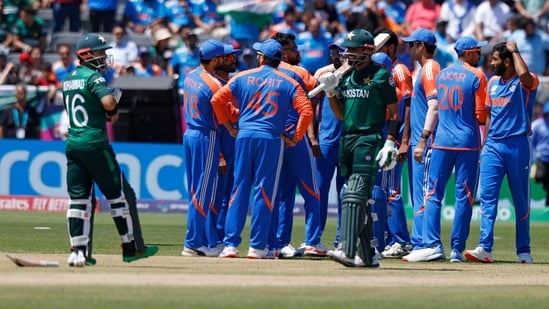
[425,43,437,56]
[262,57,281,68]
[493,42,514,66]
[271,32,296,47]
[346,12,377,33]
[284,6,296,16]
[21,6,36,16]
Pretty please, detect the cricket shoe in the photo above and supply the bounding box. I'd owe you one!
[449,250,465,263]
[518,253,533,264]
[382,243,409,259]
[464,247,493,263]
[246,247,277,259]
[209,244,225,257]
[304,243,329,256]
[219,246,238,258]
[123,245,159,263]
[402,245,445,262]
[328,250,379,268]
[279,245,296,258]
[86,257,97,266]
[181,246,218,257]
[68,249,86,267]
[294,243,306,257]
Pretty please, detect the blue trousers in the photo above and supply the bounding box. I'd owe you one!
[408,144,431,250]
[316,142,344,247]
[183,129,219,249]
[224,136,284,250]
[207,128,235,247]
[275,137,322,247]
[477,136,531,254]
[423,149,479,252]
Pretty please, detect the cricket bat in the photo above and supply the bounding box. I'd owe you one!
[5,253,59,267]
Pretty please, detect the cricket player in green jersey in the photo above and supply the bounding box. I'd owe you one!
[63,33,158,267]
[319,29,400,267]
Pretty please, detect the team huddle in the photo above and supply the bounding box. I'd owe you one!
[61,26,537,267]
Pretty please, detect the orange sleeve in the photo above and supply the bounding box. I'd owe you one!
[485,76,498,109]
[474,69,488,124]
[527,72,539,90]
[422,61,440,99]
[211,84,237,124]
[292,85,313,141]
[393,64,413,99]
[298,68,318,92]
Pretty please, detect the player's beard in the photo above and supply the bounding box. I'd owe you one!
[219,63,236,73]
[493,62,506,76]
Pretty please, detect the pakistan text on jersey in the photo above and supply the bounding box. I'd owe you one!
[62,80,85,91]
[341,89,370,98]
[246,76,284,87]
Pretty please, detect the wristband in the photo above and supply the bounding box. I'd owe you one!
[106,106,118,116]
[388,120,400,140]
[511,49,519,53]
[420,133,429,139]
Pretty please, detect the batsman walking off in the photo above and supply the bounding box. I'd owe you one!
[320,29,400,267]
[62,33,158,267]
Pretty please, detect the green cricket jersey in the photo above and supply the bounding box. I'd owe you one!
[62,66,112,151]
[337,64,397,133]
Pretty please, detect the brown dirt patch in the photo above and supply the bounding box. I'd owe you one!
[2,253,548,287]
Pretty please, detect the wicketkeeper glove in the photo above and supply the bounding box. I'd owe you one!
[317,72,339,97]
[375,140,398,171]
[111,88,122,104]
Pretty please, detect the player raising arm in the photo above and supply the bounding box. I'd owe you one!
[465,41,538,264]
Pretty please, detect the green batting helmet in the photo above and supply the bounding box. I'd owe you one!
[342,29,375,48]
[76,33,111,53]
[76,33,112,70]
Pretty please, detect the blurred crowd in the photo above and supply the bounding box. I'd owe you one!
[2,0,549,136]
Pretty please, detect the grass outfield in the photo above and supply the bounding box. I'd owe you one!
[0,211,548,309]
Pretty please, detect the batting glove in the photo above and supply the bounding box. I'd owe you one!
[111,88,122,104]
[317,72,339,96]
[376,140,398,171]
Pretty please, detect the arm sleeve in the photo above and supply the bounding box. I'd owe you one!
[423,98,438,132]
[474,71,488,124]
[292,85,313,141]
[89,73,112,100]
[211,84,236,124]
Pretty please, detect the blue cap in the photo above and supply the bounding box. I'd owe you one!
[402,28,436,45]
[223,44,242,56]
[200,39,225,60]
[543,103,549,114]
[371,52,392,70]
[253,39,283,61]
[454,36,487,53]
